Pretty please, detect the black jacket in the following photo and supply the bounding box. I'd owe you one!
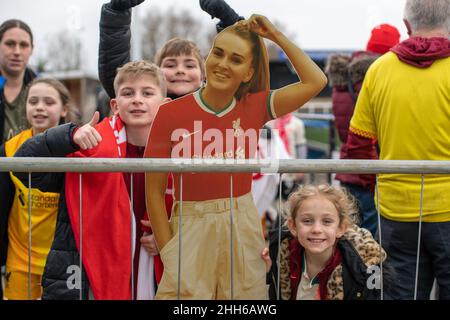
[0,68,37,143]
[0,145,14,300]
[97,3,242,100]
[0,145,14,267]
[268,221,391,300]
[13,123,91,299]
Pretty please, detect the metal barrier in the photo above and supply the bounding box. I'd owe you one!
[296,113,337,183]
[3,158,450,173]
[1,158,450,300]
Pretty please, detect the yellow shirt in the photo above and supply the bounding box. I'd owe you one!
[5,129,59,274]
[350,52,450,222]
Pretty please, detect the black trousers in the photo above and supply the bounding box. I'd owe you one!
[380,216,450,300]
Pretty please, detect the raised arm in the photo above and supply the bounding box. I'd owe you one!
[199,0,245,33]
[98,0,145,98]
[246,15,328,118]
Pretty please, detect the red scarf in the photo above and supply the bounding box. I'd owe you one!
[65,116,132,300]
[390,36,450,68]
[289,238,342,300]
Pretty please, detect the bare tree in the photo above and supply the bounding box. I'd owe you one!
[140,8,297,63]
[141,7,216,61]
[37,30,82,72]
[265,20,297,60]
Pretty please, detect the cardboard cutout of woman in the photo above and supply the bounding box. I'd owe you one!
[145,14,327,300]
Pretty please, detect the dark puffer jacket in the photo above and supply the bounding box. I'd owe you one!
[268,224,390,300]
[325,52,379,188]
[98,3,132,99]
[0,145,14,300]
[13,124,91,299]
[0,68,36,143]
[0,145,14,267]
[98,3,242,100]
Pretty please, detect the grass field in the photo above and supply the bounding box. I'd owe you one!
[304,121,342,159]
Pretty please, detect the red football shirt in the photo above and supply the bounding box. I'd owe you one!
[145,88,276,201]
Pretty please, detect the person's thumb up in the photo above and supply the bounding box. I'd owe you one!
[88,111,100,127]
[73,111,102,150]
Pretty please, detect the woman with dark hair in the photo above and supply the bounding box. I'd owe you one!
[0,18,36,300]
[0,19,36,144]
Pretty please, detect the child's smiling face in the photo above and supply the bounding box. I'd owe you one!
[110,75,166,129]
[289,195,347,258]
[26,83,67,135]
[160,54,203,97]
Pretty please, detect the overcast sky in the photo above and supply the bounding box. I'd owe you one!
[1,0,408,77]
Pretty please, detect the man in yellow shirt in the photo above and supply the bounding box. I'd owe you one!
[347,0,450,300]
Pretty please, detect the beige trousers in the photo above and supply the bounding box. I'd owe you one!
[156,193,267,300]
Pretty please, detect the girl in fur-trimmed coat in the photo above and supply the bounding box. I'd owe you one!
[266,184,391,300]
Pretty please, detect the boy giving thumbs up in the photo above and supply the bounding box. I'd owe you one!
[13,61,171,300]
